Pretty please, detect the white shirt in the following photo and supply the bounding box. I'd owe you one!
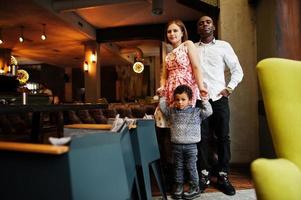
[195,39,243,101]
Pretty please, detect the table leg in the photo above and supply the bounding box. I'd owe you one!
[56,111,64,138]
[31,112,42,142]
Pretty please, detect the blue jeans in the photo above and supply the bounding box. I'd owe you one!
[172,143,199,184]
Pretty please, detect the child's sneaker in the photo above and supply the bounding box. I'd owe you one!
[172,183,184,199]
[183,182,201,199]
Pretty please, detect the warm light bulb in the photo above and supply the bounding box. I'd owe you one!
[41,24,47,41]
[19,36,24,43]
[84,61,89,72]
[41,34,47,40]
[0,39,3,44]
[91,53,96,63]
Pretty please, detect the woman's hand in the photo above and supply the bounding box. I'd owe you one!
[156,87,165,96]
[200,87,208,97]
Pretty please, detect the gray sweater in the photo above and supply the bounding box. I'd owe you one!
[159,97,213,144]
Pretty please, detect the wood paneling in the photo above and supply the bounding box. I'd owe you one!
[277,0,301,59]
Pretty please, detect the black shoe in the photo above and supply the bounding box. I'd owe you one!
[183,182,201,200]
[217,172,236,196]
[172,183,184,199]
[199,169,210,193]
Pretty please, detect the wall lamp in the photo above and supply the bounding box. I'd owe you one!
[19,26,24,43]
[83,61,89,72]
[91,52,96,63]
[41,24,47,41]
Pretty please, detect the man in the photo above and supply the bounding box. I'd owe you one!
[195,16,244,196]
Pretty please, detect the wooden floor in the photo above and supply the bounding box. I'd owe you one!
[205,165,254,193]
[152,164,254,196]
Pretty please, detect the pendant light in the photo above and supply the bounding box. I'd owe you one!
[0,28,3,44]
[19,26,24,43]
[41,24,47,40]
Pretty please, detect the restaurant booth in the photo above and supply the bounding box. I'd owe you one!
[0,119,166,200]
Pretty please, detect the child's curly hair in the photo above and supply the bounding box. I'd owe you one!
[173,84,193,100]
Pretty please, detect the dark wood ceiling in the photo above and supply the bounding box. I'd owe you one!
[0,0,218,68]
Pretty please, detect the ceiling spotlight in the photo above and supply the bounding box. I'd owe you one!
[0,39,3,44]
[41,24,47,41]
[19,26,24,43]
[152,0,163,15]
[19,36,24,43]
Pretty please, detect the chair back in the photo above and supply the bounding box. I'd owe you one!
[257,58,301,169]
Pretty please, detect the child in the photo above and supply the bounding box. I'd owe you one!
[159,84,212,200]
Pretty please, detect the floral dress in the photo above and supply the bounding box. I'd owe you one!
[164,43,200,106]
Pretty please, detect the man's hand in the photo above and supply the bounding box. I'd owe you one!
[219,87,232,97]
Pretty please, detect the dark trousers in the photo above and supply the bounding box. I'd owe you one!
[197,96,231,174]
[156,127,173,191]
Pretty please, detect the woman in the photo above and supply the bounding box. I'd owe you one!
[158,19,207,106]
[155,19,208,197]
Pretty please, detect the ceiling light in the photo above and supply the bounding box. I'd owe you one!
[152,0,163,15]
[41,24,47,40]
[19,26,24,43]
[133,61,144,73]
[84,61,89,72]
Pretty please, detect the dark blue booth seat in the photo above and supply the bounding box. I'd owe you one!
[0,123,139,200]
[0,145,72,200]
[69,123,140,200]
[131,119,167,200]
[0,119,165,200]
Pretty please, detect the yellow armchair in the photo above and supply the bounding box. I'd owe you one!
[251,58,301,200]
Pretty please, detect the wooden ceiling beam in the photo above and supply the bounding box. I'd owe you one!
[96,20,202,43]
[97,24,165,43]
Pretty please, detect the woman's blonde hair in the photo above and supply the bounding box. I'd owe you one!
[165,19,188,44]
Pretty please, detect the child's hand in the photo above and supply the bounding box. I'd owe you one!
[201,95,209,101]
